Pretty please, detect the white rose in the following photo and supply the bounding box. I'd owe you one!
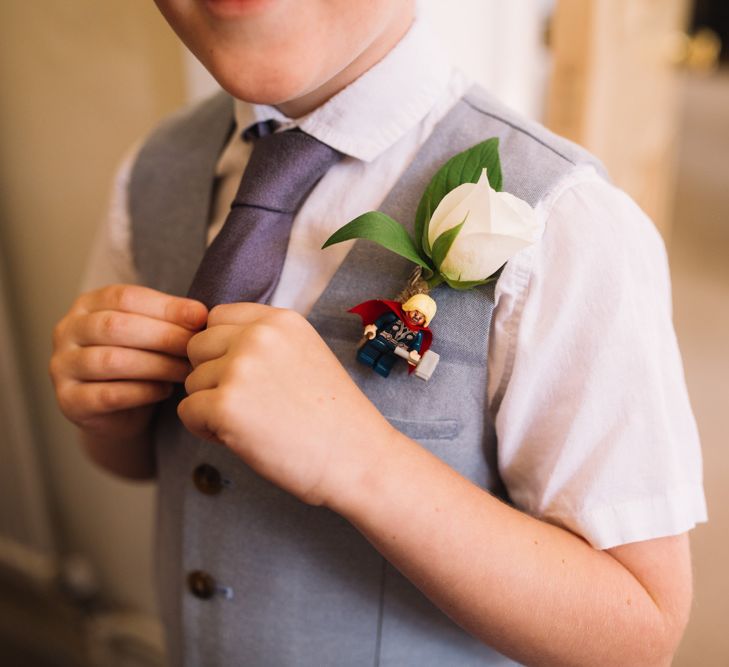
[427,168,541,282]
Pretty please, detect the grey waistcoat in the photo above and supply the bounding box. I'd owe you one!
[129,86,603,667]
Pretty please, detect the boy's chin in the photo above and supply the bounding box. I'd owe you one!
[206,59,324,111]
[214,77,304,109]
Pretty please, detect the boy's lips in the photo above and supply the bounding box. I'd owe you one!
[202,0,274,19]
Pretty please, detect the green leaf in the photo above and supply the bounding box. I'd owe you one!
[430,215,467,270]
[439,263,505,290]
[426,274,445,289]
[441,274,499,290]
[321,211,432,270]
[419,198,433,258]
[414,138,503,257]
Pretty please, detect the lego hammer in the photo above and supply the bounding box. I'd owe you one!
[393,346,440,381]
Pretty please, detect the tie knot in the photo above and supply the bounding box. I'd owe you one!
[242,119,278,142]
[233,129,343,214]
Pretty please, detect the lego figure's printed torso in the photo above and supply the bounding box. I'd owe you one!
[358,311,423,377]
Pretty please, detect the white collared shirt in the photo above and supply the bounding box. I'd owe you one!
[84,20,706,549]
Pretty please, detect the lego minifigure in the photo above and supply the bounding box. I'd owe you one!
[349,294,439,380]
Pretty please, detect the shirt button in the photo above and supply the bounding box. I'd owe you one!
[193,464,223,495]
[187,570,216,600]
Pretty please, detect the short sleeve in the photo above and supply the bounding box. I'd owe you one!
[488,166,707,549]
[81,146,142,291]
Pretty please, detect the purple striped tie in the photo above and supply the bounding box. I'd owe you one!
[188,124,342,308]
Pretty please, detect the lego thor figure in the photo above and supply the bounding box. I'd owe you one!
[354,294,438,379]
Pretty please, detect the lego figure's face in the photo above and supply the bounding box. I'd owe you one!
[404,309,426,327]
[153,0,415,117]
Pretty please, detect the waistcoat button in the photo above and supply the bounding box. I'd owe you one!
[193,464,223,495]
[187,570,216,599]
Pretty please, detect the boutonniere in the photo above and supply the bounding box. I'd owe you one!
[322,139,541,381]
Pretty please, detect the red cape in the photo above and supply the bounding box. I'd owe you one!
[348,299,433,357]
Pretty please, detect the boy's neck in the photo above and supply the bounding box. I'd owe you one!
[275,10,415,119]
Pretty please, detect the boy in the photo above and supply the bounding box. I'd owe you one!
[49,1,706,664]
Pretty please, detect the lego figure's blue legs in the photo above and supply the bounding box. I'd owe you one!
[373,353,396,377]
[357,340,397,377]
[357,339,384,366]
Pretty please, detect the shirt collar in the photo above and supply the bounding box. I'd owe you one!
[233,18,453,162]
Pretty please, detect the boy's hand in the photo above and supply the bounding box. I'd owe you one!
[50,284,208,440]
[179,303,396,506]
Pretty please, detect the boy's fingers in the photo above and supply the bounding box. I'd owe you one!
[178,391,222,444]
[85,285,207,330]
[184,357,227,395]
[68,380,174,420]
[187,325,241,367]
[71,310,198,356]
[207,302,274,327]
[70,346,192,383]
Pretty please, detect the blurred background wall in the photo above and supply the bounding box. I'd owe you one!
[0,2,186,663]
[0,1,726,665]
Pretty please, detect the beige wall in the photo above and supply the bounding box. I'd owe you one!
[670,70,729,667]
[0,1,185,612]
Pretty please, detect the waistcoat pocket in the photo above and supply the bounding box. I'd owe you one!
[386,417,460,441]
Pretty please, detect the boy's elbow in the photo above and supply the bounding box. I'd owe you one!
[605,533,693,667]
[655,598,692,666]
[633,579,692,667]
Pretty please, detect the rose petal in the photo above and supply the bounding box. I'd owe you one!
[489,188,541,241]
[428,172,494,246]
[427,182,476,245]
[440,232,533,281]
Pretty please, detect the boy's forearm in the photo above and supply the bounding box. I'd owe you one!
[330,431,687,667]
[80,429,156,481]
